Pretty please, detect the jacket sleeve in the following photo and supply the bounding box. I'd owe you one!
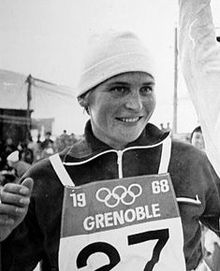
[200,155,220,236]
[1,159,63,271]
[179,0,220,177]
[1,196,45,270]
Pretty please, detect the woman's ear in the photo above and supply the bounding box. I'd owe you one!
[78,97,88,108]
[77,93,90,115]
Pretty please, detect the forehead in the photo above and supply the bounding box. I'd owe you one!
[108,71,154,83]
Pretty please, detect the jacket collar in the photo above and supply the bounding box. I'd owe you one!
[63,120,169,161]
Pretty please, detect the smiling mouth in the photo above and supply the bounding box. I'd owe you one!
[116,117,142,123]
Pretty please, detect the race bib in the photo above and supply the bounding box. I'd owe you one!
[59,174,186,271]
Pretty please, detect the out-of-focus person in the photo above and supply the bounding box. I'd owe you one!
[0,138,17,171]
[41,131,54,150]
[40,132,55,159]
[190,126,205,152]
[7,150,31,179]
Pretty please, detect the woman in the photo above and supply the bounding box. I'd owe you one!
[2,31,220,271]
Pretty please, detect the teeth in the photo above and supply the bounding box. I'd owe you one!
[121,117,139,123]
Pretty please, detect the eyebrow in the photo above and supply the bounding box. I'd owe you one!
[142,82,155,86]
[108,81,155,86]
[108,82,130,86]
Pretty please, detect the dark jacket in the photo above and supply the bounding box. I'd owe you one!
[2,121,220,271]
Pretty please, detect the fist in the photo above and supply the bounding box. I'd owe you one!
[0,177,33,241]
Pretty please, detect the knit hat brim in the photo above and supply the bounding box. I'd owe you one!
[77,31,156,98]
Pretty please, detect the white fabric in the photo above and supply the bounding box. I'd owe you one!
[158,136,171,174]
[179,0,220,177]
[195,260,212,271]
[49,154,74,187]
[77,30,156,97]
[204,230,220,254]
[7,150,19,163]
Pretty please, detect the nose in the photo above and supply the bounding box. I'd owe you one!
[125,91,143,111]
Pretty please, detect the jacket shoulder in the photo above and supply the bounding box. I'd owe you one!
[170,139,219,187]
[171,139,207,161]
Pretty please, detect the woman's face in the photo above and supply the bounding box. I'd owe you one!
[87,72,156,149]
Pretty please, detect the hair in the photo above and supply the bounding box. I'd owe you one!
[77,91,91,115]
[190,125,202,143]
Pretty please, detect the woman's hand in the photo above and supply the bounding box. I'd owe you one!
[0,177,33,241]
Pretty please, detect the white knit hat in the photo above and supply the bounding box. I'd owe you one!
[77,30,156,97]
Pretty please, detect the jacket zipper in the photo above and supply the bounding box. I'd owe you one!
[64,138,168,167]
[116,150,123,179]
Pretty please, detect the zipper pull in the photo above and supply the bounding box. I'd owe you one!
[117,150,123,179]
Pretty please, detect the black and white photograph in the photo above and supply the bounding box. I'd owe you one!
[1,0,220,270]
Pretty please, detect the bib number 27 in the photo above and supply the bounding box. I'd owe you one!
[76,228,169,271]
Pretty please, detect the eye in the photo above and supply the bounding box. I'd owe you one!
[140,85,154,95]
[109,86,129,95]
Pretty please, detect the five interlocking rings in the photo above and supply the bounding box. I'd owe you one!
[96,184,142,208]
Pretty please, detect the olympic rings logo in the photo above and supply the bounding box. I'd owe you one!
[96,183,142,208]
